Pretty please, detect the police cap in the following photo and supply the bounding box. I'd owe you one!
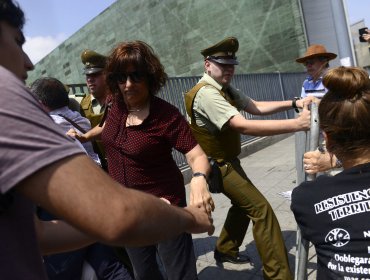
[201,37,239,65]
[81,49,107,75]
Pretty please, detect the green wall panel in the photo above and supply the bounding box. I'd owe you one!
[27,0,307,85]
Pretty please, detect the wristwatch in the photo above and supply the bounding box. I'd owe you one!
[192,172,207,180]
[292,97,300,113]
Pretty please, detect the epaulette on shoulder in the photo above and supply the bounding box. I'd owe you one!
[69,93,87,105]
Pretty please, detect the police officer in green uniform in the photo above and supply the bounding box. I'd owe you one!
[185,37,314,280]
[80,49,108,126]
[79,49,109,169]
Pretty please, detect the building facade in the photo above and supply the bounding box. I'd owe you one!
[27,0,352,85]
[350,20,370,72]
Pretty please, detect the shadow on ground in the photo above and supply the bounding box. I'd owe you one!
[194,230,317,279]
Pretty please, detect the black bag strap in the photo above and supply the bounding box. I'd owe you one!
[58,114,87,134]
[58,114,108,171]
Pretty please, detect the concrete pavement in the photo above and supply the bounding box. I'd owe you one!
[187,135,318,279]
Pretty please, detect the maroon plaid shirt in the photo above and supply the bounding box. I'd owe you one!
[102,96,197,206]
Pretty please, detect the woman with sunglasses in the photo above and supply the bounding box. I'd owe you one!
[69,41,214,280]
[291,66,370,279]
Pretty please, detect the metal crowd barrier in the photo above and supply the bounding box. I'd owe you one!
[68,72,306,170]
[69,72,317,276]
[294,102,320,279]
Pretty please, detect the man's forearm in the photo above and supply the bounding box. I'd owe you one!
[247,100,292,115]
[18,155,213,248]
[35,217,94,255]
[229,115,307,136]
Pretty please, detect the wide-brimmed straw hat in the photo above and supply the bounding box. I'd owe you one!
[296,44,337,63]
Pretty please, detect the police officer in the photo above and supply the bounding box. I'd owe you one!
[185,37,314,279]
[79,49,109,169]
[80,49,109,126]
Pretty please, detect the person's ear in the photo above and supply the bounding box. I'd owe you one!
[322,131,328,141]
[204,60,211,73]
[322,131,332,151]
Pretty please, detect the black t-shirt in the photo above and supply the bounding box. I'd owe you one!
[291,163,370,279]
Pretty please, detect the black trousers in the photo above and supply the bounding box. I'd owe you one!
[125,232,197,280]
[43,243,133,280]
[38,208,133,280]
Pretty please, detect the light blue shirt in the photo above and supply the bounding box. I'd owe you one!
[49,106,101,165]
[300,75,327,98]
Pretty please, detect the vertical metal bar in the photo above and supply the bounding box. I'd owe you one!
[276,71,289,119]
[295,102,319,280]
[295,229,309,280]
[307,103,320,181]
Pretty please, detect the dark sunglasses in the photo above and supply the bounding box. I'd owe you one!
[109,71,145,84]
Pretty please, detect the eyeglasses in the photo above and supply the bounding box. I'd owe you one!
[110,71,145,84]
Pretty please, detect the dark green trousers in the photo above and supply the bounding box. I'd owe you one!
[216,159,292,280]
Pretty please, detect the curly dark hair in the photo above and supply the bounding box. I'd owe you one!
[105,40,168,96]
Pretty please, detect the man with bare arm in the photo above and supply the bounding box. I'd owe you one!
[0,1,214,279]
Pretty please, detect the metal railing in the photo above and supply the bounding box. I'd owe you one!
[294,103,320,279]
[69,72,316,276]
[68,72,306,169]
